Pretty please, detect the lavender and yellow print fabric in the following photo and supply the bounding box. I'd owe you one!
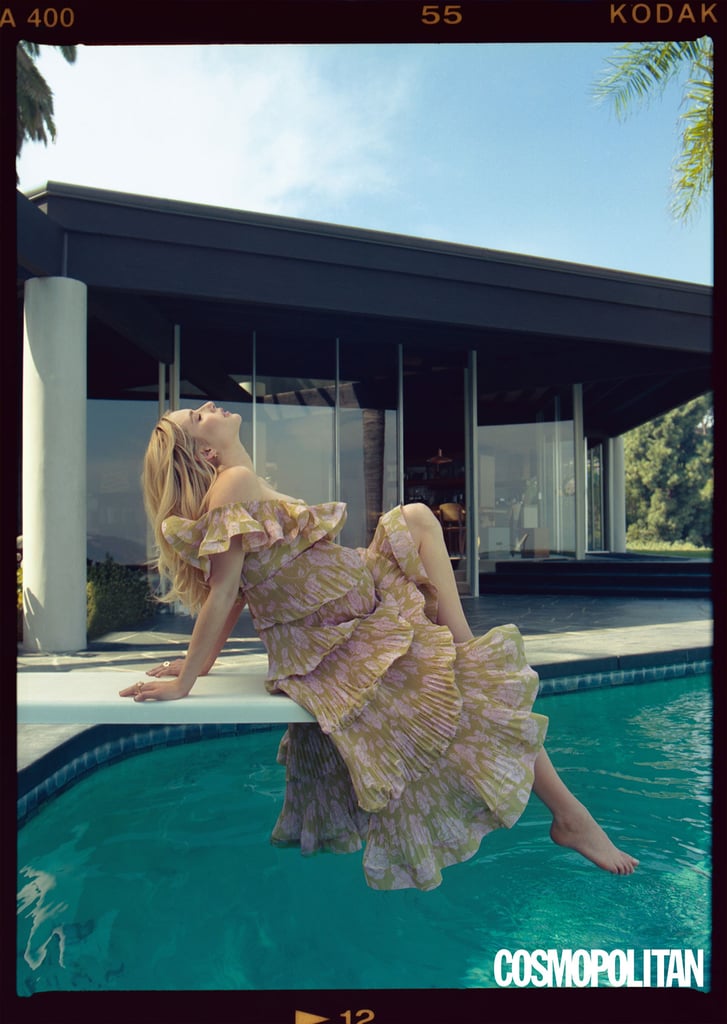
[162,500,549,890]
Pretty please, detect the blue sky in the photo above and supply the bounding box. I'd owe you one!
[16,41,712,284]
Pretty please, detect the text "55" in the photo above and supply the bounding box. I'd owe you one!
[421,4,463,25]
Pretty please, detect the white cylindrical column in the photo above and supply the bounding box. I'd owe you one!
[22,277,88,652]
[609,435,627,553]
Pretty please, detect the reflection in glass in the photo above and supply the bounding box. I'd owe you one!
[256,398,335,504]
[87,400,159,565]
[477,419,575,561]
[587,442,605,551]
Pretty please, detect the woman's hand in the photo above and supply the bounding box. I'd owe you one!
[145,658,210,679]
[119,679,191,702]
[121,543,245,706]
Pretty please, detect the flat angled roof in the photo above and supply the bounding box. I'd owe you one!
[17,182,712,435]
[20,179,712,292]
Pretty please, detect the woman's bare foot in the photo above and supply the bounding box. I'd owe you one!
[550,802,639,875]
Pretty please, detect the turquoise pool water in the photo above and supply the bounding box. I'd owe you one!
[17,674,712,992]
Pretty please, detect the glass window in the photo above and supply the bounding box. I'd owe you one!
[587,441,605,552]
[87,324,162,567]
[87,331,400,567]
[477,393,575,561]
[87,399,159,565]
[179,330,254,454]
[255,336,336,505]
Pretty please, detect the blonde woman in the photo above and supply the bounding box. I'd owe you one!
[121,402,638,890]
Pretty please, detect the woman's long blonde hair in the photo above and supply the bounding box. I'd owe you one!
[142,414,217,613]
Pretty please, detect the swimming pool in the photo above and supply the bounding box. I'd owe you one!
[17,674,711,993]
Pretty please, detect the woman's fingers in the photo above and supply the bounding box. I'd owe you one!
[119,680,187,701]
[118,681,161,700]
[146,659,184,677]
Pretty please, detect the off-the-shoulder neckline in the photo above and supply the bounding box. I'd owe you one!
[208,497,306,510]
[206,498,345,510]
[165,498,346,522]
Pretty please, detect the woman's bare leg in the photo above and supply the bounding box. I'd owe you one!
[401,503,639,875]
[533,748,639,874]
[401,503,474,642]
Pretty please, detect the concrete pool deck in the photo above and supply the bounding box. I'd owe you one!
[17,593,712,773]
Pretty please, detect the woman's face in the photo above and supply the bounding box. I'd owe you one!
[167,402,240,453]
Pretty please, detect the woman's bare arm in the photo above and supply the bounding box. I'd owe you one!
[121,467,260,702]
[120,536,245,701]
[145,596,246,679]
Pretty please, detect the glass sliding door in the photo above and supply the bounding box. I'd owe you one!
[254,335,336,505]
[87,399,160,565]
[477,390,576,563]
[86,325,162,567]
[587,440,605,552]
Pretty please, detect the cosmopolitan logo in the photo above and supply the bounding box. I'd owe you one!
[494,948,704,988]
[610,3,717,22]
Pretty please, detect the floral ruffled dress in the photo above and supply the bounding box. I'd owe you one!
[162,500,548,891]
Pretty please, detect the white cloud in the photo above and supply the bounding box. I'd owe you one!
[17,44,416,216]
[15,42,711,284]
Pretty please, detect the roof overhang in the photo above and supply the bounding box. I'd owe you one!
[17,182,712,436]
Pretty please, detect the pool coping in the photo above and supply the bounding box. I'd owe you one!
[17,646,712,825]
[535,645,712,690]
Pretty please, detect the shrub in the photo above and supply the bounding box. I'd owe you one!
[86,556,156,640]
[17,557,156,642]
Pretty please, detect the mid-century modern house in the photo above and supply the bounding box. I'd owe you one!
[17,182,712,651]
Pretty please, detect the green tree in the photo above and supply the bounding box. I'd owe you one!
[593,38,713,221]
[624,394,713,546]
[16,42,77,167]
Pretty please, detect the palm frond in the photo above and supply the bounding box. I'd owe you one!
[593,40,703,119]
[670,52,713,221]
[16,42,78,165]
[20,40,41,59]
[593,37,713,222]
[16,45,56,154]
[20,40,77,63]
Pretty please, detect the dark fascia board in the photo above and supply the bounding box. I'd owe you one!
[64,233,711,354]
[27,181,712,306]
[23,182,712,353]
[16,191,65,278]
